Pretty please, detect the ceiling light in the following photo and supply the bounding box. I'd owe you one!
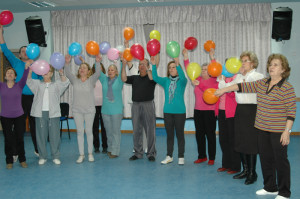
[27,1,56,8]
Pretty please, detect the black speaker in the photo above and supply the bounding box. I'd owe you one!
[272,7,293,41]
[25,16,47,47]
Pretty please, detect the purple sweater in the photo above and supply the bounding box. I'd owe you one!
[0,68,29,118]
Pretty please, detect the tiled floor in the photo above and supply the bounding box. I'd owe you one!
[0,130,299,199]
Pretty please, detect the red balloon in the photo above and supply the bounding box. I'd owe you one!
[0,10,14,26]
[203,88,219,104]
[208,61,222,77]
[184,37,198,50]
[130,44,144,61]
[147,39,160,56]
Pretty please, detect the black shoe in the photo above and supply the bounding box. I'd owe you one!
[148,156,155,162]
[129,155,139,161]
[94,149,100,153]
[102,148,107,154]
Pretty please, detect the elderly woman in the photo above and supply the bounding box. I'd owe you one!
[218,51,264,185]
[99,57,124,158]
[27,66,69,165]
[183,48,218,165]
[152,56,187,165]
[215,54,296,199]
[65,54,100,163]
[0,63,30,169]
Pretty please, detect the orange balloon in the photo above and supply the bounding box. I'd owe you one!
[86,41,99,55]
[204,40,216,52]
[203,88,219,104]
[207,61,222,77]
[123,48,133,61]
[123,27,135,41]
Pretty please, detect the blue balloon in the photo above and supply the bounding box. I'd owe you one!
[74,54,85,65]
[50,52,65,70]
[221,63,234,78]
[99,41,111,54]
[26,43,40,60]
[68,42,82,56]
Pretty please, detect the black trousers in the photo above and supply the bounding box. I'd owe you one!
[258,130,291,198]
[194,109,216,160]
[218,110,241,171]
[22,94,38,153]
[1,116,26,164]
[163,113,186,158]
[93,106,107,150]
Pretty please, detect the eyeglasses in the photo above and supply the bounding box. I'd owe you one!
[241,60,251,63]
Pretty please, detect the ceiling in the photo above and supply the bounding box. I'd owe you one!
[1,0,300,13]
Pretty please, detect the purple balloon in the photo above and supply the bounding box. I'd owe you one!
[50,52,65,70]
[99,41,111,54]
[31,60,50,75]
[74,54,85,65]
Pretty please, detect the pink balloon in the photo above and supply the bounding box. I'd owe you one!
[107,48,120,61]
[147,39,160,56]
[31,60,50,75]
[130,44,144,61]
[0,10,14,26]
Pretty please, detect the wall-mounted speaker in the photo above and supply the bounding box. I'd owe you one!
[25,16,47,47]
[272,7,293,41]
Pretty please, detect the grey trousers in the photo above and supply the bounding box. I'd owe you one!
[132,101,156,158]
[35,111,60,160]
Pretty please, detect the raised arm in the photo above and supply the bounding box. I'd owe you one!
[182,48,189,70]
[174,57,187,82]
[150,56,164,85]
[121,57,128,82]
[0,25,4,44]
[64,54,76,84]
[90,54,101,84]
[59,69,67,82]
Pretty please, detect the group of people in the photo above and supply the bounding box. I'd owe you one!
[0,23,296,199]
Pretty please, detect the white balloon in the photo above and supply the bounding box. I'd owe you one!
[116,45,125,53]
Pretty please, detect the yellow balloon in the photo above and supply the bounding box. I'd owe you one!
[149,30,161,41]
[225,57,242,74]
[187,62,201,80]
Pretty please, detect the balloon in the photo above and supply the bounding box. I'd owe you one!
[166,41,180,58]
[26,43,40,60]
[225,57,242,74]
[203,88,219,104]
[50,52,65,70]
[116,45,125,53]
[123,48,133,61]
[184,37,198,50]
[123,27,135,41]
[68,42,82,56]
[207,61,222,77]
[187,62,201,80]
[149,30,161,41]
[107,48,120,61]
[86,41,99,56]
[99,41,111,54]
[147,39,160,56]
[0,10,14,25]
[221,63,234,78]
[30,60,50,75]
[74,54,85,65]
[204,40,216,52]
[130,44,144,61]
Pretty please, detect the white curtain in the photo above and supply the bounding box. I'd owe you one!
[51,3,271,118]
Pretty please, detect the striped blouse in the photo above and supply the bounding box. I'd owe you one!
[238,77,296,133]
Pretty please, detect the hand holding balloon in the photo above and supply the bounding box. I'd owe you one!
[192,80,200,86]
[95,54,102,63]
[65,55,71,64]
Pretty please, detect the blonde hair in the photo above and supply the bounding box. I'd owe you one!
[108,64,119,77]
[77,62,92,78]
[240,51,259,69]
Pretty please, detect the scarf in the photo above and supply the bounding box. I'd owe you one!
[168,76,179,104]
[107,76,117,102]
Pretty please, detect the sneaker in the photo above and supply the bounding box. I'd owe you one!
[148,156,155,162]
[129,155,139,161]
[194,157,207,164]
[76,155,85,163]
[256,189,278,196]
[34,151,39,157]
[161,156,173,164]
[20,162,28,168]
[178,158,184,165]
[13,155,18,163]
[53,159,61,165]
[144,148,148,154]
[275,195,289,199]
[88,154,94,162]
[6,163,13,169]
[94,148,100,153]
[38,159,47,165]
[208,160,215,165]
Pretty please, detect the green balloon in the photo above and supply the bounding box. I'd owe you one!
[166,41,180,58]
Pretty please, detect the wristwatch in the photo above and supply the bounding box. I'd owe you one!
[285,128,292,134]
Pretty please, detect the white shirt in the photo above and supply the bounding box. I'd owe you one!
[42,83,51,111]
[94,80,103,106]
[218,69,264,104]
